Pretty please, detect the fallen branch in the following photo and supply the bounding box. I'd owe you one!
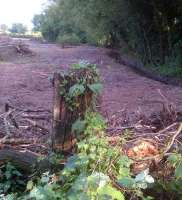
[22,114,50,120]
[6,104,51,113]
[0,138,34,145]
[0,148,63,173]
[24,118,49,134]
[133,123,182,162]
[163,123,182,154]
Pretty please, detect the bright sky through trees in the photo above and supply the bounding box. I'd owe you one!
[0,0,46,29]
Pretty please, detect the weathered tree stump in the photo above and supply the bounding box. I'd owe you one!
[52,67,97,152]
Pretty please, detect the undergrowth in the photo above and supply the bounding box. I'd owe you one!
[1,111,182,200]
[1,61,182,200]
[153,64,182,78]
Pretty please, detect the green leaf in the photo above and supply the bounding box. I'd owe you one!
[30,186,47,200]
[168,154,182,166]
[5,171,12,179]
[72,119,86,134]
[117,156,133,168]
[118,167,130,178]
[69,84,85,97]
[118,177,136,188]
[98,185,125,200]
[88,172,110,189]
[64,155,89,172]
[175,164,182,179]
[88,83,103,94]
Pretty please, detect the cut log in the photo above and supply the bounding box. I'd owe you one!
[0,149,38,172]
[0,148,57,173]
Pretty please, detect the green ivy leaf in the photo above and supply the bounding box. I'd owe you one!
[88,172,110,189]
[117,155,133,168]
[64,155,89,172]
[5,171,12,179]
[72,119,86,134]
[168,154,182,166]
[118,167,130,179]
[69,84,85,97]
[118,177,136,188]
[98,185,125,200]
[175,164,182,179]
[88,83,103,94]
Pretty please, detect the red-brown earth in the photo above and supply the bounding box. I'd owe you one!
[0,39,182,150]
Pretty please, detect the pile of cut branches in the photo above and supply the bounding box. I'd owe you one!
[0,103,51,153]
[107,90,182,175]
[0,35,34,61]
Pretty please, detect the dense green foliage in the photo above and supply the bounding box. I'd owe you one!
[33,0,182,76]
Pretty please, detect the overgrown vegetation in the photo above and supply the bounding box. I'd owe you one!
[1,62,182,200]
[59,60,102,111]
[1,112,182,200]
[33,0,182,77]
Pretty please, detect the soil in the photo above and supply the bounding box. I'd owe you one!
[0,39,182,144]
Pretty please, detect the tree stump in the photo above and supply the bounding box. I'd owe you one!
[52,68,97,152]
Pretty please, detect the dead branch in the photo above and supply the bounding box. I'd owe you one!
[132,123,182,162]
[24,118,49,134]
[163,123,182,154]
[22,114,50,120]
[3,109,16,136]
[0,138,34,145]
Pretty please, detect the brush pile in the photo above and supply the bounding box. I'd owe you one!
[107,90,182,174]
[0,103,51,154]
[0,35,33,61]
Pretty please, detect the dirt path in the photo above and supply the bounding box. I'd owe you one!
[0,40,182,126]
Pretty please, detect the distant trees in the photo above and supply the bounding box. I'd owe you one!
[33,0,182,66]
[0,24,8,33]
[9,23,27,34]
[32,14,44,32]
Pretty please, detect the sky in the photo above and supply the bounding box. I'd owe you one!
[0,0,47,30]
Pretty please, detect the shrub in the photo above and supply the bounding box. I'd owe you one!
[56,33,81,45]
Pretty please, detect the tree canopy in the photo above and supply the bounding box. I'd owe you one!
[33,0,182,66]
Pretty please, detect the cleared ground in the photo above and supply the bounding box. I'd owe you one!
[0,40,182,125]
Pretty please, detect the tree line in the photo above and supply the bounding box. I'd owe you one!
[0,23,27,34]
[33,0,182,69]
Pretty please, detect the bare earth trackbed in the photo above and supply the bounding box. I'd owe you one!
[0,40,182,126]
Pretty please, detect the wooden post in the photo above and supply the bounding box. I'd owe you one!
[52,69,94,152]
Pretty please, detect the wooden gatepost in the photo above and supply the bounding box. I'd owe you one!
[52,65,99,152]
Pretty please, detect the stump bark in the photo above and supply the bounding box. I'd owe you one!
[52,68,95,152]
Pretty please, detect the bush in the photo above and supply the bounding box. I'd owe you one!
[56,33,81,45]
